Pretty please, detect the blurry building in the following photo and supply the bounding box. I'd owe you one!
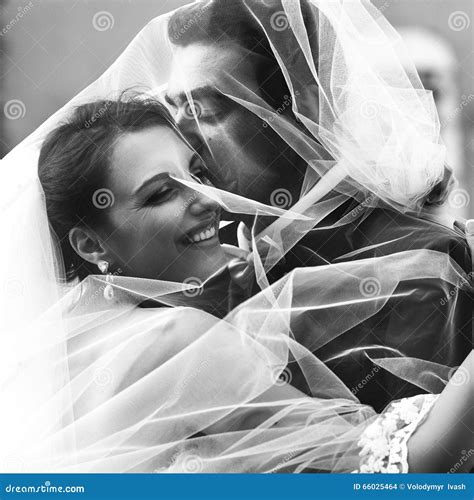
[398,27,467,219]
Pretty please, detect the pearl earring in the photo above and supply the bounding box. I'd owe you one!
[98,260,114,301]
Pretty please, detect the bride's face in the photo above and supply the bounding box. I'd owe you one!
[97,125,228,282]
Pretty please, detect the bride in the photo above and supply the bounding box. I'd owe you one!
[0,0,472,474]
[4,93,467,474]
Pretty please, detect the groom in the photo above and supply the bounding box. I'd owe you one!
[165,0,472,410]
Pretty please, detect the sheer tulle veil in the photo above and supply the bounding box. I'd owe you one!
[0,0,470,472]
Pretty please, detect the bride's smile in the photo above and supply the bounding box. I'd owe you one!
[180,217,219,245]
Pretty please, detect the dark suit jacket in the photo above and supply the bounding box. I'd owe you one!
[222,201,472,411]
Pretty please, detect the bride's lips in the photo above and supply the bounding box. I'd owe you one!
[178,214,220,248]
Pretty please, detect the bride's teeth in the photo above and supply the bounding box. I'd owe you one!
[187,224,217,243]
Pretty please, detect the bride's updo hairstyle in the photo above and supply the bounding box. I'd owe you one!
[38,95,178,282]
[168,0,454,208]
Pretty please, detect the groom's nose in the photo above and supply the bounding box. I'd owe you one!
[176,113,204,152]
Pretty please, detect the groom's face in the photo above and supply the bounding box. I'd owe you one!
[166,43,298,208]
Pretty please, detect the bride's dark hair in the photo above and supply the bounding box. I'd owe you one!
[168,0,454,208]
[38,94,177,282]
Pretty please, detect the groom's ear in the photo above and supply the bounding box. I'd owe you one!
[69,226,110,267]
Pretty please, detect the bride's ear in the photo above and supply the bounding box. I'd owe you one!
[69,226,110,267]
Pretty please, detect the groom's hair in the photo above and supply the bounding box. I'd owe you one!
[168,0,318,111]
[38,93,178,282]
[168,0,454,208]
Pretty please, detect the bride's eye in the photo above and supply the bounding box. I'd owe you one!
[144,187,177,206]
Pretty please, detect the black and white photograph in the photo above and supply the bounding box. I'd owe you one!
[0,0,473,494]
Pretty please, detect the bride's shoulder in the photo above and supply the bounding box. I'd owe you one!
[128,305,219,339]
[80,304,220,357]
[72,306,221,416]
[114,305,220,370]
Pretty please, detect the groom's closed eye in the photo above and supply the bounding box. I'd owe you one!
[165,86,232,123]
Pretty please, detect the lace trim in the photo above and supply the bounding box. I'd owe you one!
[355,394,438,473]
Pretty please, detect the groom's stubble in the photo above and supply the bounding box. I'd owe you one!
[166,44,308,219]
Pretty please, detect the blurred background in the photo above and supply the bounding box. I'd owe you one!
[1,0,472,217]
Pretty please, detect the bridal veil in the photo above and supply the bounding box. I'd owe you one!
[0,0,470,472]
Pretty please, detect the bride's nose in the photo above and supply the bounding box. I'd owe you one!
[187,189,219,216]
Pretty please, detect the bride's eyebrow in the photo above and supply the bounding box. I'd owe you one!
[133,172,171,197]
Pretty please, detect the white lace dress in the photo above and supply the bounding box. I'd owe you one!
[355,394,438,473]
